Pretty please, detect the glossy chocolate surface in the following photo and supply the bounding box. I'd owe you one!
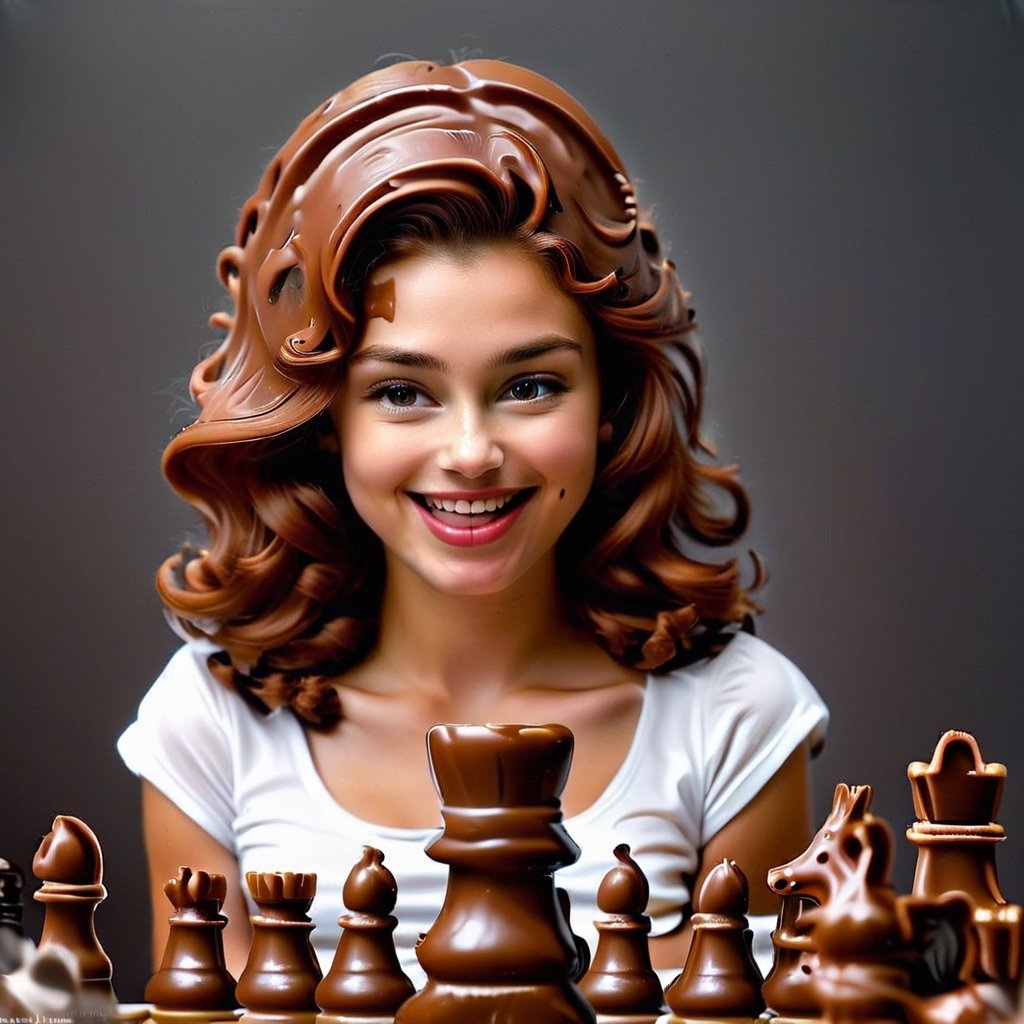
[396,723,595,1023]
[316,846,415,1017]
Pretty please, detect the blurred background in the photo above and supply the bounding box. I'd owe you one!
[1,0,1021,999]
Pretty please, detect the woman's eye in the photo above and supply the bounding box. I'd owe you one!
[382,383,420,407]
[504,377,564,402]
[385,384,417,406]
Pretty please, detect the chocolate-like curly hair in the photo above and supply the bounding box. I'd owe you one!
[157,60,758,728]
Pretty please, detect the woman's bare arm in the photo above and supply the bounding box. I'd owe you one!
[141,780,252,979]
[648,740,812,971]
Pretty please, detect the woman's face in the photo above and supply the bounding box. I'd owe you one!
[331,241,602,600]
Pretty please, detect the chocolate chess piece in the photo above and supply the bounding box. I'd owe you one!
[32,814,117,1008]
[315,847,415,1023]
[145,866,238,1021]
[237,871,322,1024]
[907,730,1023,984]
[559,887,592,981]
[805,817,914,1024]
[663,859,765,1022]
[763,782,877,1020]
[760,893,818,1021]
[579,844,664,1023]
[395,723,595,1024]
[0,858,25,974]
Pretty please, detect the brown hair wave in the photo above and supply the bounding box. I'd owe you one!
[157,60,758,727]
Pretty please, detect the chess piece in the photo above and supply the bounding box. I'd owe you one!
[907,730,1023,984]
[0,858,25,974]
[760,893,818,1021]
[663,859,765,1022]
[32,814,117,1007]
[763,782,876,1019]
[559,887,592,981]
[0,858,24,938]
[806,817,913,1023]
[395,723,595,1024]
[237,871,322,1024]
[579,844,664,1023]
[145,866,238,1021]
[315,847,415,1023]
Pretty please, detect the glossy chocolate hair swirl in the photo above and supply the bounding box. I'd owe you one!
[157,60,756,727]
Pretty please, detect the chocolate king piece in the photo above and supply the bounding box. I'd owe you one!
[395,723,596,1024]
[32,814,117,1007]
[907,730,1022,985]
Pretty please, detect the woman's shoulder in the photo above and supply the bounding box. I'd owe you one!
[651,631,828,749]
[136,641,272,733]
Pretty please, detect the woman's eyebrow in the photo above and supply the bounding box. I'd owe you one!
[488,337,583,369]
[348,337,583,372]
[347,347,447,371]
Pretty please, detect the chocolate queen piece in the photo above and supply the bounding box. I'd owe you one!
[907,730,1022,984]
[395,723,596,1024]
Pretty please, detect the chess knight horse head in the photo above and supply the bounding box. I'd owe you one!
[767,782,875,906]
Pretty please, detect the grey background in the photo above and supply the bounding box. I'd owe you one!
[1,0,1021,1001]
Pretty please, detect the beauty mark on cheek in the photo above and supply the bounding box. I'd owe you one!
[363,277,396,322]
[559,489,566,500]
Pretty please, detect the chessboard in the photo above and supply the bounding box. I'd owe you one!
[1,727,1020,1024]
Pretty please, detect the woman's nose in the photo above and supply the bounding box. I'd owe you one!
[436,408,504,478]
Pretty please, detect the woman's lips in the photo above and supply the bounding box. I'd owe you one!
[410,489,534,547]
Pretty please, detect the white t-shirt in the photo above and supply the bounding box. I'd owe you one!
[118,631,827,983]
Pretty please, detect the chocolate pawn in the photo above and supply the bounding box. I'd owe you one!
[663,859,765,1022]
[315,847,415,1023]
[579,844,664,1023]
[145,866,238,1020]
[32,815,117,1007]
[237,871,321,1024]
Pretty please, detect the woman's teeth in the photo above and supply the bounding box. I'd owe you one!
[425,494,515,514]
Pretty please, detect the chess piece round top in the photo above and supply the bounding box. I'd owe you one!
[32,816,102,886]
[343,846,398,916]
[697,859,749,918]
[596,843,649,916]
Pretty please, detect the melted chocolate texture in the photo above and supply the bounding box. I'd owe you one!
[168,59,663,456]
[397,724,595,1023]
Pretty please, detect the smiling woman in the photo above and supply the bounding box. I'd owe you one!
[335,244,600,590]
[117,60,828,986]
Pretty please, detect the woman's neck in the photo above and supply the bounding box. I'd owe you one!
[369,556,597,714]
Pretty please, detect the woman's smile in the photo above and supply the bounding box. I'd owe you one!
[332,242,602,598]
[410,488,537,547]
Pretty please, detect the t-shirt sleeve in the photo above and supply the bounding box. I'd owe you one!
[117,644,237,851]
[698,634,828,844]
